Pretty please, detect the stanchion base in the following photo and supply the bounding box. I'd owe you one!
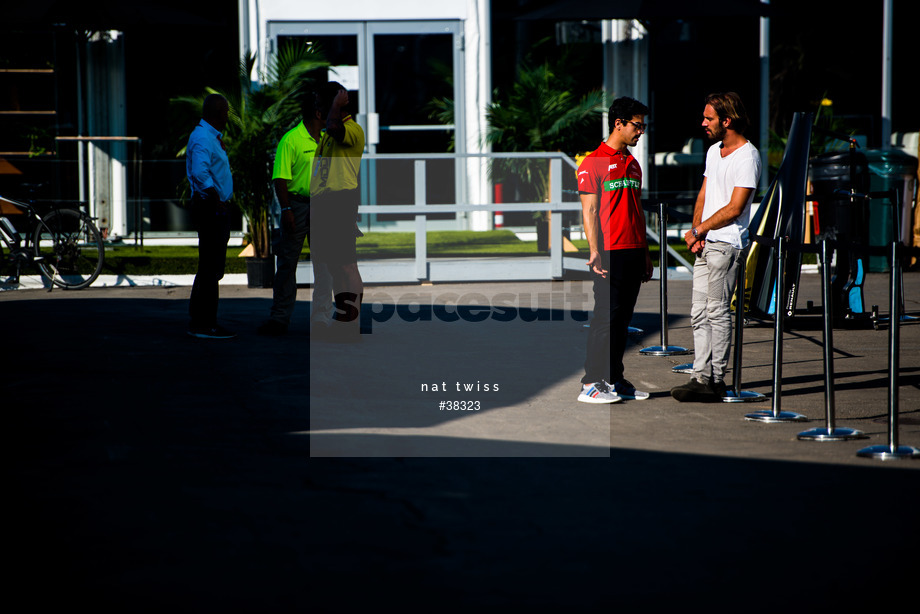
[628,326,643,335]
[856,444,920,460]
[640,346,692,356]
[744,410,808,423]
[797,427,868,441]
[878,315,919,324]
[723,390,768,403]
[672,362,693,374]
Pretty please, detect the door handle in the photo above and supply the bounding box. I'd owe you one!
[365,112,379,146]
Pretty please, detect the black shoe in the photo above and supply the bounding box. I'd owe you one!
[671,378,720,403]
[257,319,288,336]
[710,379,728,400]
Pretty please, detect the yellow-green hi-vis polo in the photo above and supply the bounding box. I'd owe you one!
[311,116,365,197]
[272,121,317,198]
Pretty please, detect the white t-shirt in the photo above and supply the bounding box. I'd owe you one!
[702,141,761,249]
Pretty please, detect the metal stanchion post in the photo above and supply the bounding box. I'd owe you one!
[798,239,866,440]
[876,191,918,325]
[858,242,920,460]
[723,250,766,403]
[641,203,691,357]
[746,236,807,422]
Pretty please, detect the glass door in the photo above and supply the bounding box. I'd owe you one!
[268,20,464,229]
[272,22,366,131]
[366,21,461,156]
[367,22,462,225]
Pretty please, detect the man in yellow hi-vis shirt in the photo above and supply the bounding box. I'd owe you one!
[258,94,334,336]
[310,81,366,342]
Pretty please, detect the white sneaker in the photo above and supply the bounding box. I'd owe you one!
[577,381,622,404]
[609,379,650,400]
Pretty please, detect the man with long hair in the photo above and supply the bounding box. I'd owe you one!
[671,92,761,402]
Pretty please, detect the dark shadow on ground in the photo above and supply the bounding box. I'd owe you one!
[9,450,920,612]
[741,366,920,397]
[5,292,918,611]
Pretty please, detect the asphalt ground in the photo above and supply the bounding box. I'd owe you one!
[4,268,919,611]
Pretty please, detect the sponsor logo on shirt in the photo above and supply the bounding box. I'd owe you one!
[603,178,641,191]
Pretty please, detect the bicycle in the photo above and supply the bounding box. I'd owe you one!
[0,194,105,290]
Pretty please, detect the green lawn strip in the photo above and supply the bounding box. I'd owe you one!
[101,230,695,275]
[101,245,249,275]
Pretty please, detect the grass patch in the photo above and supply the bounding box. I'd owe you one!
[101,230,695,275]
[360,230,543,258]
[101,245,248,276]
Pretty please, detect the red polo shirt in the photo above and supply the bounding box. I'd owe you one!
[577,143,646,251]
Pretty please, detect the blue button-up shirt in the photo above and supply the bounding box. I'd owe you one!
[186,119,233,201]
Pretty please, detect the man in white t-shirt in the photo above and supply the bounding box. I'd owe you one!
[672,92,761,402]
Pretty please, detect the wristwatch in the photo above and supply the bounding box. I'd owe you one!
[691,227,699,239]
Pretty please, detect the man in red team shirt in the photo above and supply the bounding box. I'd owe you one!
[576,97,653,404]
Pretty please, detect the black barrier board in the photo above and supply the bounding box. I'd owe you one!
[747,112,814,319]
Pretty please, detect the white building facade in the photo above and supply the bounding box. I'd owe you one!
[239,0,494,230]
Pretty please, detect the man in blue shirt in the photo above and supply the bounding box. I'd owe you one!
[186,94,236,339]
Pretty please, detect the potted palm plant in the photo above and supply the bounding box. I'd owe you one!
[485,48,604,251]
[174,44,328,286]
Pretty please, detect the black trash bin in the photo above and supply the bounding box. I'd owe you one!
[811,150,871,242]
[810,149,870,319]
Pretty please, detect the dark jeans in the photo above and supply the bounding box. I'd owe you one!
[582,248,645,385]
[189,197,231,329]
[269,195,310,325]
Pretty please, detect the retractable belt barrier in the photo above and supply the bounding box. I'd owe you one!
[744,235,810,423]
[857,241,920,460]
[796,237,868,440]
[642,188,916,457]
[742,232,919,459]
[723,249,767,403]
[640,202,692,358]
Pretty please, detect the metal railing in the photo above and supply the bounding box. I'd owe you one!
[353,152,581,280]
[4,152,697,282]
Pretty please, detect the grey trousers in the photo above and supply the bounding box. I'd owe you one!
[269,196,334,326]
[691,240,744,383]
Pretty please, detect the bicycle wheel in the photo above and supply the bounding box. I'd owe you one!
[33,208,105,289]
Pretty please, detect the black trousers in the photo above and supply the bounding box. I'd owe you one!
[582,248,645,385]
[189,197,231,329]
[309,189,360,264]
